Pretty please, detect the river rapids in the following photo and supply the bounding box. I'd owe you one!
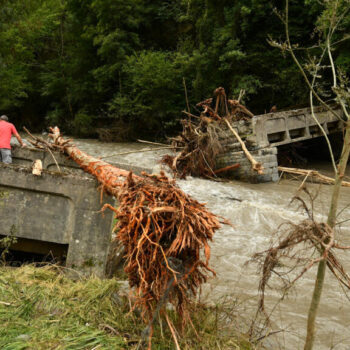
[73,138,350,350]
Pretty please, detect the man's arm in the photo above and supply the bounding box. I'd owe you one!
[14,133,25,147]
[10,124,25,147]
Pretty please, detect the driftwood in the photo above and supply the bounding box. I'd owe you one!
[223,119,264,175]
[137,139,169,147]
[162,118,223,179]
[214,163,240,175]
[100,146,177,160]
[163,87,258,178]
[32,160,42,176]
[228,99,255,118]
[214,88,262,175]
[278,166,350,187]
[196,88,254,121]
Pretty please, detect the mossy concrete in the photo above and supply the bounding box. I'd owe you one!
[0,147,147,276]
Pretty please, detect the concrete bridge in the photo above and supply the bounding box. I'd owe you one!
[0,147,149,276]
[251,106,342,148]
[216,106,343,183]
[0,107,343,272]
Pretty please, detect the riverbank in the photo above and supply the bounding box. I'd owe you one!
[0,265,257,349]
[9,138,349,349]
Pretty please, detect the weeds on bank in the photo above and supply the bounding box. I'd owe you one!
[0,265,256,349]
[0,225,18,263]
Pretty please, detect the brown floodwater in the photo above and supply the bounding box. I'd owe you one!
[54,137,350,349]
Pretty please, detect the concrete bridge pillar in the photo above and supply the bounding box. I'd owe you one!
[216,146,279,183]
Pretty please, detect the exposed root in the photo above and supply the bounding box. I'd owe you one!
[163,119,224,178]
[25,127,223,348]
[250,189,350,328]
[113,171,219,323]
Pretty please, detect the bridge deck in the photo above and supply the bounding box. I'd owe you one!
[251,107,343,148]
[217,106,343,183]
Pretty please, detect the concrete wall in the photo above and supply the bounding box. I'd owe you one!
[0,147,117,276]
[216,147,279,183]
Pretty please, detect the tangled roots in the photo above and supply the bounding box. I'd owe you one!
[251,192,350,323]
[106,171,221,323]
[162,119,223,179]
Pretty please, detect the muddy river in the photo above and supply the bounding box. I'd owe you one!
[72,138,350,349]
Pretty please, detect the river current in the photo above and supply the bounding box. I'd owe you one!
[73,138,350,349]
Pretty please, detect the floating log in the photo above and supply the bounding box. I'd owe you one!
[278,166,350,187]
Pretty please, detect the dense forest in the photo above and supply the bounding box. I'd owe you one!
[0,0,349,139]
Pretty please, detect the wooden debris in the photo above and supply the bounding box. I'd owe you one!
[196,87,254,121]
[100,146,177,160]
[278,166,350,187]
[223,118,264,175]
[163,86,258,178]
[162,118,223,178]
[137,139,170,147]
[228,99,255,118]
[214,163,240,175]
[32,160,42,176]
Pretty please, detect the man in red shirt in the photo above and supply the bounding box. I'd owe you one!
[0,115,25,164]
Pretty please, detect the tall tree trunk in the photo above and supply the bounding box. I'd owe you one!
[304,122,350,350]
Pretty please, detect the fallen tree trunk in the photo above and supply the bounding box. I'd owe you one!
[278,166,350,187]
[34,127,222,348]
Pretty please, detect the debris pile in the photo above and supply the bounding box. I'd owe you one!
[162,118,224,178]
[163,87,262,178]
[196,87,254,121]
[25,127,223,349]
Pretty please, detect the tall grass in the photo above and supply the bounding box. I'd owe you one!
[0,265,256,349]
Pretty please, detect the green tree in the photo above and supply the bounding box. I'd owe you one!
[110,51,189,139]
[0,0,348,138]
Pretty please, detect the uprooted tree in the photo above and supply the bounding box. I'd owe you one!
[25,126,224,349]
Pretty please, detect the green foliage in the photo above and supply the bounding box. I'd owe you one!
[71,111,95,137]
[110,51,189,137]
[0,0,348,137]
[0,226,17,263]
